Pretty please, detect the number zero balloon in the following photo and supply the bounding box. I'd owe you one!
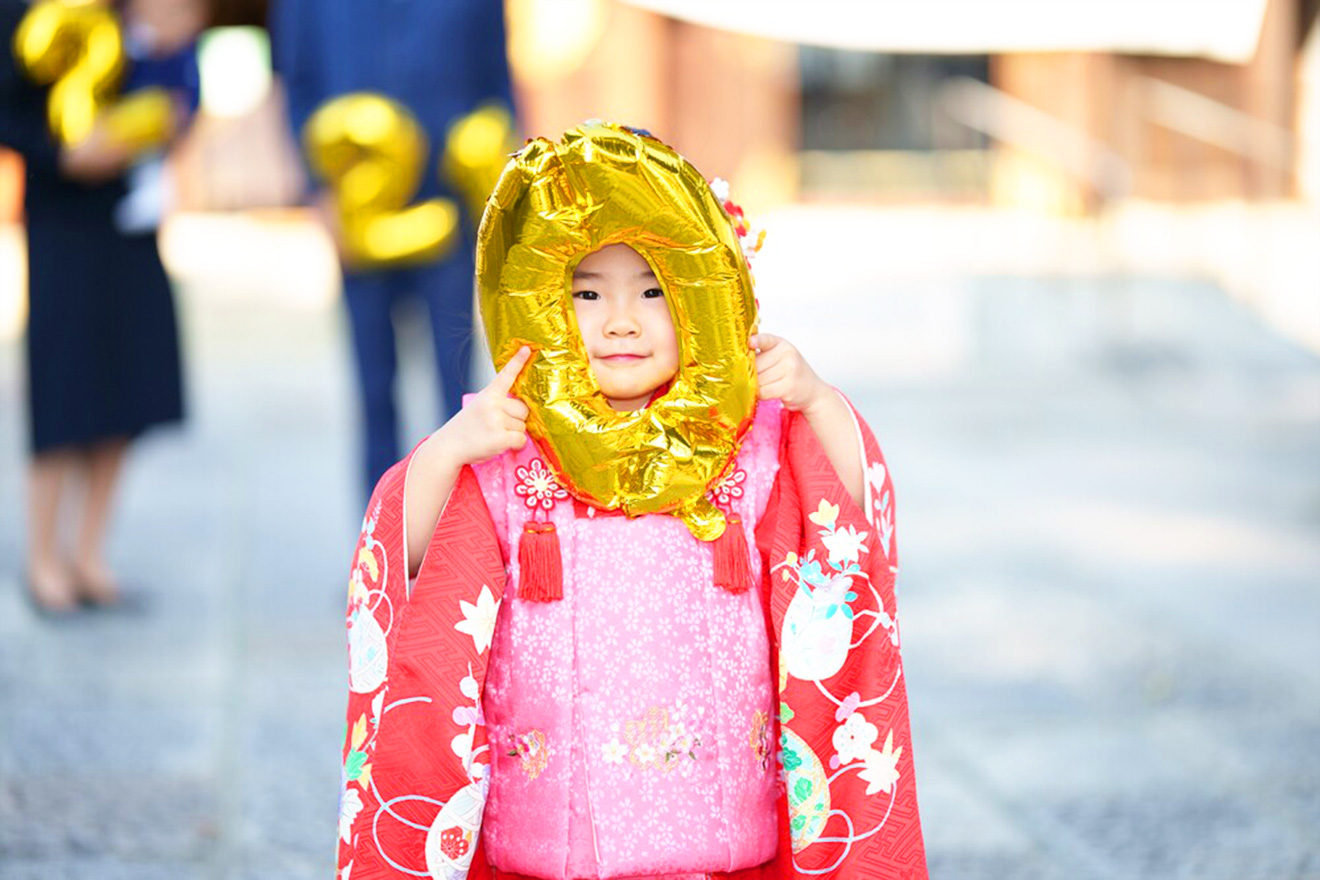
[476,122,759,541]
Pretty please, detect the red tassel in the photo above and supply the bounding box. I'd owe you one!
[712,514,753,594]
[518,520,563,602]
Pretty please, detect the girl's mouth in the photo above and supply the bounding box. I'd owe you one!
[598,353,646,362]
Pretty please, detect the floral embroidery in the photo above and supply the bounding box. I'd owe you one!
[450,667,488,778]
[507,729,550,780]
[859,729,903,796]
[338,683,386,853]
[822,524,869,568]
[832,710,878,766]
[338,785,363,845]
[828,710,903,795]
[514,458,568,511]
[706,465,747,509]
[424,782,486,876]
[437,827,470,860]
[774,495,890,682]
[810,499,868,567]
[616,705,703,774]
[710,177,765,268]
[807,499,839,528]
[343,715,370,788]
[346,508,390,695]
[781,728,830,852]
[749,709,771,769]
[454,584,500,654]
[865,460,895,560]
[602,738,629,764]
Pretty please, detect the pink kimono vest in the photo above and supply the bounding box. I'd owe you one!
[471,401,784,879]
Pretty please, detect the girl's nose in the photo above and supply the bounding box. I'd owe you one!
[603,304,640,336]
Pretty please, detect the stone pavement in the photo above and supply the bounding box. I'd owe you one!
[1,231,1318,878]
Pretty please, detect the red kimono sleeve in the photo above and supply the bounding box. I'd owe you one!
[336,453,508,880]
[752,397,928,879]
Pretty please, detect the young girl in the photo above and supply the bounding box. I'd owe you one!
[337,124,926,880]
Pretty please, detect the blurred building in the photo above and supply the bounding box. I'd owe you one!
[2,0,1317,219]
[612,0,1319,209]
[986,0,1314,208]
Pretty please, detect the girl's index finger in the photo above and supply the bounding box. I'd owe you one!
[750,333,782,353]
[491,345,533,394]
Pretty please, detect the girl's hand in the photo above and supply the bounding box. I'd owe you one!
[435,345,534,465]
[405,346,533,574]
[58,122,134,183]
[751,333,865,507]
[751,333,830,415]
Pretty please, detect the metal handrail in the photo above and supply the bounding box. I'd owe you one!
[937,76,1132,198]
[1137,75,1294,171]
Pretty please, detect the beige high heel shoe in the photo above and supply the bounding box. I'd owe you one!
[25,561,79,615]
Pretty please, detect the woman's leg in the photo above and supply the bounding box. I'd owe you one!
[26,448,77,611]
[72,437,130,604]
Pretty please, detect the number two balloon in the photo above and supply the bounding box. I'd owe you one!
[302,97,516,269]
[12,0,173,152]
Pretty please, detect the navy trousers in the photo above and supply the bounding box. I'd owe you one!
[343,248,475,498]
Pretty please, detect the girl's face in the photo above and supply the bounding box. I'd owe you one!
[570,244,679,412]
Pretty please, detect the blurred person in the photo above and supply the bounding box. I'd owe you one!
[0,0,206,612]
[269,0,515,498]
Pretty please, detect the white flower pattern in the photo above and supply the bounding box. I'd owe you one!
[454,584,500,655]
[822,523,869,567]
[859,729,903,796]
[833,711,879,765]
[602,739,629,764]
[338,786,363,845]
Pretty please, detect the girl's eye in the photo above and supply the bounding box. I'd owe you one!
[642,287,664,299]
[573,290,599,301]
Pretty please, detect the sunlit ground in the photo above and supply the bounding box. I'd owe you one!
[0,201,1317,877]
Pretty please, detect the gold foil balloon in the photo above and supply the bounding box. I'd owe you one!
[477,122,759,540]
[100,87,173,152]
[442,102,518,227]
[303,93,460,268]
[12,0,171,150]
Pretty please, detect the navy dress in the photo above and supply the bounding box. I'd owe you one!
[0,0,186,454]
